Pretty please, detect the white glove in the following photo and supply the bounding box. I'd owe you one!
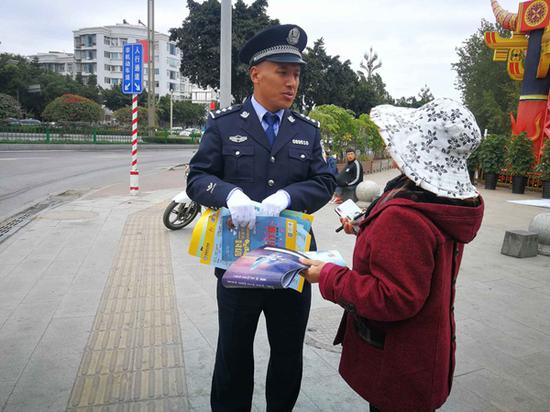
[226,189,256,228]
[260,190,290,217]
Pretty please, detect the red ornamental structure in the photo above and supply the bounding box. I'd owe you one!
[485,0,550,161]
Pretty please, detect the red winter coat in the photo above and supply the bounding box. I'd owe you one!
[319,195,484,412]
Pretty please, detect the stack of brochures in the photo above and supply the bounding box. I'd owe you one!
[188,203,314,270]
[223,247,346,293]
[188,203,347,293]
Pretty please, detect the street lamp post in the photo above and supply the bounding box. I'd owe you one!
[220,0,232,108]
[170,91,174,131]
[147,0,156,136]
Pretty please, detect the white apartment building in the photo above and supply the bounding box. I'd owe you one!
[72,22,216,103]
[31,52,76,78]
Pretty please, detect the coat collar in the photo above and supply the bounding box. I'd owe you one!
[240,97,299,154]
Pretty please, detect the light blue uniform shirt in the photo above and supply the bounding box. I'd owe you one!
[251,95,284,136]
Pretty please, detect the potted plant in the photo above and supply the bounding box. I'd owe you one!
[536,141,550,199]
[506,133,534,194]
[479,134,507,190]
[467,145,480,184]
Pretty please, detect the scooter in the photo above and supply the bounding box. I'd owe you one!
[162,190,201,230]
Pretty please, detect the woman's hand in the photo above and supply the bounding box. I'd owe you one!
[299,258,326,284]
[340,217,359,235]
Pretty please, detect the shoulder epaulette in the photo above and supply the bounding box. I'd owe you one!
[208,104,243,119]
[291,111,320,128]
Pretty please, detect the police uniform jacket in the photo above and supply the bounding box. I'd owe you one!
[186,97,336,216]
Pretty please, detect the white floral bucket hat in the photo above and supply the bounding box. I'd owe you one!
[370,98,482,199]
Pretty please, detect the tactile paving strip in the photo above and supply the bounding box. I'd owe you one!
[66,207,189,411]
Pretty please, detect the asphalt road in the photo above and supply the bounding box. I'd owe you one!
[0,148,196,222]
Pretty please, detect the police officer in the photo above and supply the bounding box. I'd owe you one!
[186,24,336,412]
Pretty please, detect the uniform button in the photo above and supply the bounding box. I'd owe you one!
[235,150,240,156]
[270,156,275,163]
[268,179,275,187]
[300,154,306,159]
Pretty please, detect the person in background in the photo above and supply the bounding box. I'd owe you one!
[325,149,338,177]
[301,98,485,412]
[332,148,363,203]
[186,24,335,412]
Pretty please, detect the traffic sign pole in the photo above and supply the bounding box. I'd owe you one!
[122,43,143,195]
[130,94,139,195]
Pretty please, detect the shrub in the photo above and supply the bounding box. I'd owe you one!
[536,141,550,181]
[506,133,534,176]
[0,93,23,119]
[42,94,102,122]
[479,134,508,174]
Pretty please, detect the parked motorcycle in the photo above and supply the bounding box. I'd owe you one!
[163,190,201,230]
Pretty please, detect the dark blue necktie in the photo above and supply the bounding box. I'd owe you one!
[264,112,279,146]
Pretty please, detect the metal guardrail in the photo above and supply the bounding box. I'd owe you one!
[0,126,198,144]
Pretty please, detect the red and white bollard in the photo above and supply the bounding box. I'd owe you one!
[130,94,139,195]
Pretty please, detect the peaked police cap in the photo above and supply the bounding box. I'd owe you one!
[239,24,307,66]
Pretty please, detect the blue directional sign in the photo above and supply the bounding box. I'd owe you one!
[122,44,143,94]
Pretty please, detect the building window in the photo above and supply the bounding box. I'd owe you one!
[168,43,177,55]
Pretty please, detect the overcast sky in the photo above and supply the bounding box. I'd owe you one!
[0,0,520,100]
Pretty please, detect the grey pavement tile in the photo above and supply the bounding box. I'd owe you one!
[179,312,212,353]
[43,258,83,278]
[300,371,366,411]
[182,348,214,400]
[3,317,96,412]
[459,317,550,358]
[442,377,504,412]
[302,347,339,380]
[0,381,16,411]
[21,275,75,304]
[55,288,103,318]
[68,269,108,293]
[453,368,548,411]
[0,264,16,280]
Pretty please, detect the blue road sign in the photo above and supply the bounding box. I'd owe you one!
[122,44,143,95]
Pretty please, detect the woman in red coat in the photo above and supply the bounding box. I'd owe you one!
[302,98,485,412]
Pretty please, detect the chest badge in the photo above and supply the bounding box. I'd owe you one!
[229,135,248,143]
[292,139,309,146]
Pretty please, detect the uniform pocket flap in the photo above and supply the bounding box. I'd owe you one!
[222,145,254,156]
[288,148,311,161]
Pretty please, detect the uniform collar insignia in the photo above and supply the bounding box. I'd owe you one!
[241,111,250,119]
[229,135,248,143]
[288,115,295,123]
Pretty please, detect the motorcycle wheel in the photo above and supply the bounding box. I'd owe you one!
[163,200,200,230]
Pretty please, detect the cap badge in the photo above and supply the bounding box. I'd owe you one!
[287,27,300,45]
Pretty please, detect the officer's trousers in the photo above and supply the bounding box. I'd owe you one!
[211,278,311,412]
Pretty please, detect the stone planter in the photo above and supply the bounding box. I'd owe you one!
[528,213,550,256]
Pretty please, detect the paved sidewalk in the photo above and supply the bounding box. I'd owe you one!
[0,167,549,411]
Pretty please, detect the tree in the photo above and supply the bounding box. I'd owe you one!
[452,19,520,135]
[299,39,359,111]
[102,85,132,111]
[0,92,23,119]
[394,85,435,108]
[157,96,206,126]
[309,105,358,155]
[42,94,102,122]
[114,106,156,129]
[358,47,382,80]
[169,0,278,103]
[0,53,102,118]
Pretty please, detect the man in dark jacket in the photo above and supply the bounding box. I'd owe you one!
[333,148,364,203]
[186,24,335,411]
